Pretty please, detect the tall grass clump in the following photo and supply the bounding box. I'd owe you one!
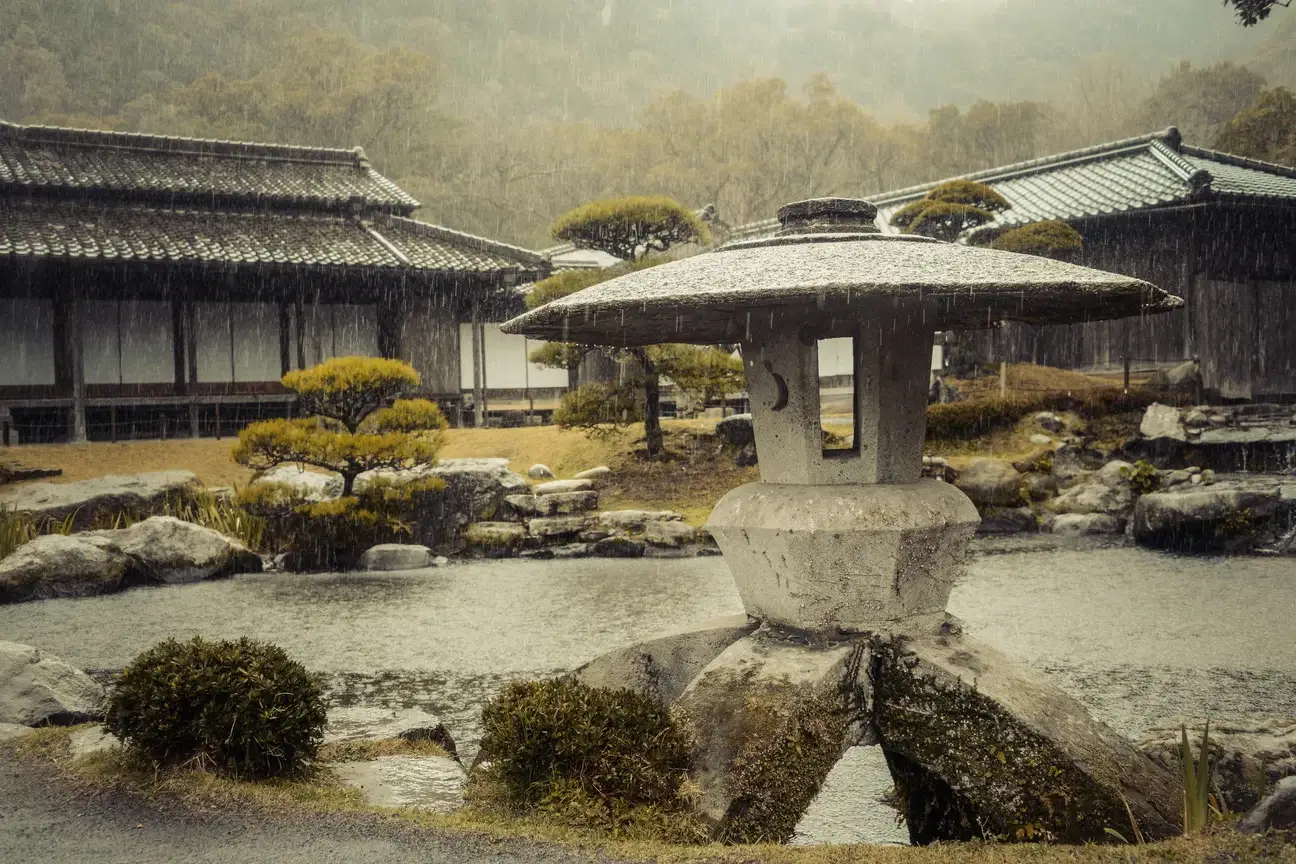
[0,505,76,561]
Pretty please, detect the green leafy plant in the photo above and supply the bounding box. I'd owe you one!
[1180,721,1227,835]
[990,220,1084,260]
[477,677,694,830]
[162,487,266,551]
[0,505,77,561]
[890,180,1011,242]
[1121,460,1161,496]
[105,637,326,779]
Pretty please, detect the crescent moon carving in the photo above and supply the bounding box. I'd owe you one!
[764,360,789,411]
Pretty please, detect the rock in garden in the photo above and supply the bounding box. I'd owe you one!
[1139,718,1296,812]
[359,544,434,572]
[590,536,646,558]
[872,628,1180,844]
[976,507,1037,535]
[332,755,466,813]
[675,631,871,843]
[1029,433,1053,446]
[0,642,105,726]
[1034,412,1064,433]
[398,723,459,762]
[576,613,756,704]
[1023,473,1058,502]
[462,522,526,555]
[534,491,599,516]
[251,465,342,501]
[86,516,262,585]
[527,464,555,480]
[428,458,530,523]
[527,515,591,540]
[533,479,594,495]
[1048,513,1122,536]
[0,723,34,742]
[1132,485,1281,552]
[0,534,132,603]
[953,459,1025,507]
[550,543,591,560]
[715,413,755,447]
[644,520,698,548]
[502,494,539,516]
[1239,777,1296,834]
[0,471,199,531]
[1164,360,1202,394]
[1140,403,1187,442]
[573,466,612,484]
[598,510,685,532]
[68,725,119,758]
[1048,462,1135,518]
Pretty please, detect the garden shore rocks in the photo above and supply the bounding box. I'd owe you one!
[533,479,594,495]
[1240,777,1296,834]
[0,642,105,726]
[0,471,199,531]
[1048,460,1134,520]
[533,491,599,516]
[527,515,590,540]
[873,628,1181,844]
[598,510,684,531]
[359,544,436,572]
[462,522,526,555]
[573,466,612,484]
[527,464,555,480]
[644,520,698,548]
[1048,513,1122,536]
[0,517,260,603]
[1132,483,1282,552]
[1140,403,1188,442]
[953,459,1024,508]
[1139,719,1296,813]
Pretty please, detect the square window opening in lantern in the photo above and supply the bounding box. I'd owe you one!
[817,336,859,457]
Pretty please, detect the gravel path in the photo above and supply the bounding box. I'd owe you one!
[0,752,611,864]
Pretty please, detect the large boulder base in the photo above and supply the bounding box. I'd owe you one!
[576,614,756,704]
[0,642,105,726]
[359,544,435,572]
[675,631,871,843]
[0,471,199,531]
[0,517,261,604]
[332,755,466,812]
[1048,461,1135,519]
[1240,777,1296,835]
[872,628,1180,844]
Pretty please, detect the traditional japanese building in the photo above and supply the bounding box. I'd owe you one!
[0,120,550,442]
[731,127,1296,401]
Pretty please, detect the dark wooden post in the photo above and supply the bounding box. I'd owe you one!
[186,300,199,438]
[294,297,306,370]
[279,302,292,377]
[69,292,87,443]
[172,297,187,395]
[471,300,484,428]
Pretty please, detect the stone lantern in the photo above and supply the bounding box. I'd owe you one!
[502,199,1185,845]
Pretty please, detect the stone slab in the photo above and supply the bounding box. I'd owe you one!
[0,471,199,531]
[575,614,757,704]
[0,642,105,727]
[533,479,595,495]
[359,545,434,572]
[332,755,465,812]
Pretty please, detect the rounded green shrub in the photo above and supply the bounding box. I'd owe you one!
[105,637,327,778]
[479,677,691,812]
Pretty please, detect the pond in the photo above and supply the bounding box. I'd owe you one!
[2,539,1293,844]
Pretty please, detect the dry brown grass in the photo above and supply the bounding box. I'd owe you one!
[10,728,1286,864]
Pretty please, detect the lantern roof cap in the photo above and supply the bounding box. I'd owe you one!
[501,198,1183,346]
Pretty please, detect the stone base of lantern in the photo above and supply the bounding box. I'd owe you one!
[573,618,1183,845]
[706,480,980,634]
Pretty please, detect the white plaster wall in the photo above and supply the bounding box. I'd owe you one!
[84,301,123,385]
[817,338,943,378]
[302,303,379,366]
[231,302,281,382]
[195,302,234,383]
[120,300,174,384]
[459,323,570,390]
[0,298,55,386]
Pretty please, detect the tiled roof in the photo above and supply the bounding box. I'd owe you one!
[727,128,1296,243]
[0,120,419,214]
[0,199,548,276]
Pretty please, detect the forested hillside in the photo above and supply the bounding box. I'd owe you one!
[3,0,1293,246]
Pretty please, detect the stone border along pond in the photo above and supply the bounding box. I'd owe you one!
[0,458,720,604]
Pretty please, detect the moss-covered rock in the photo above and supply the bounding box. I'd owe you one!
[673,630,872,843]
[871,628,1180,844]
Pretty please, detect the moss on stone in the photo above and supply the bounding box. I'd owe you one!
[870,637,1133,845]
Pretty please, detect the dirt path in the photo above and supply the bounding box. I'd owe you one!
[0,753,609,864]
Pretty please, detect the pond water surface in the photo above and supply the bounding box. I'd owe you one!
[2,539,1293,844]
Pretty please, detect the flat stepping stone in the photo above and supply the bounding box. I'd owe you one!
[533,479,593,495]
[332,755,465,812]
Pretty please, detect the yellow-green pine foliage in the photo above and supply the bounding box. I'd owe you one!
[553,381,644,434]
[990,220,1084,259]
[527,341,591,371]
[652,344,744,402]
[282,356,421,432]
[890,179,1011,242]
[233,359,445,496]
[551,196,711,261]
[526,255,667,310]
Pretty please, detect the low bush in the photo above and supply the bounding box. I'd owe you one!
[104,636,326,779]
[925,389,1160,444]
[1121,460,1161,496]
[477,677,698,838]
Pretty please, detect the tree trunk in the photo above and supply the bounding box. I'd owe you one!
[342,472,357,497]
[638,351,664,458]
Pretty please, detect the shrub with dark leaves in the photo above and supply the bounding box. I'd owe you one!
[105,637,326,779]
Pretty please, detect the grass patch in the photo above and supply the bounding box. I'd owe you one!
[12,728,1289,864]
[317,737,450,762]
